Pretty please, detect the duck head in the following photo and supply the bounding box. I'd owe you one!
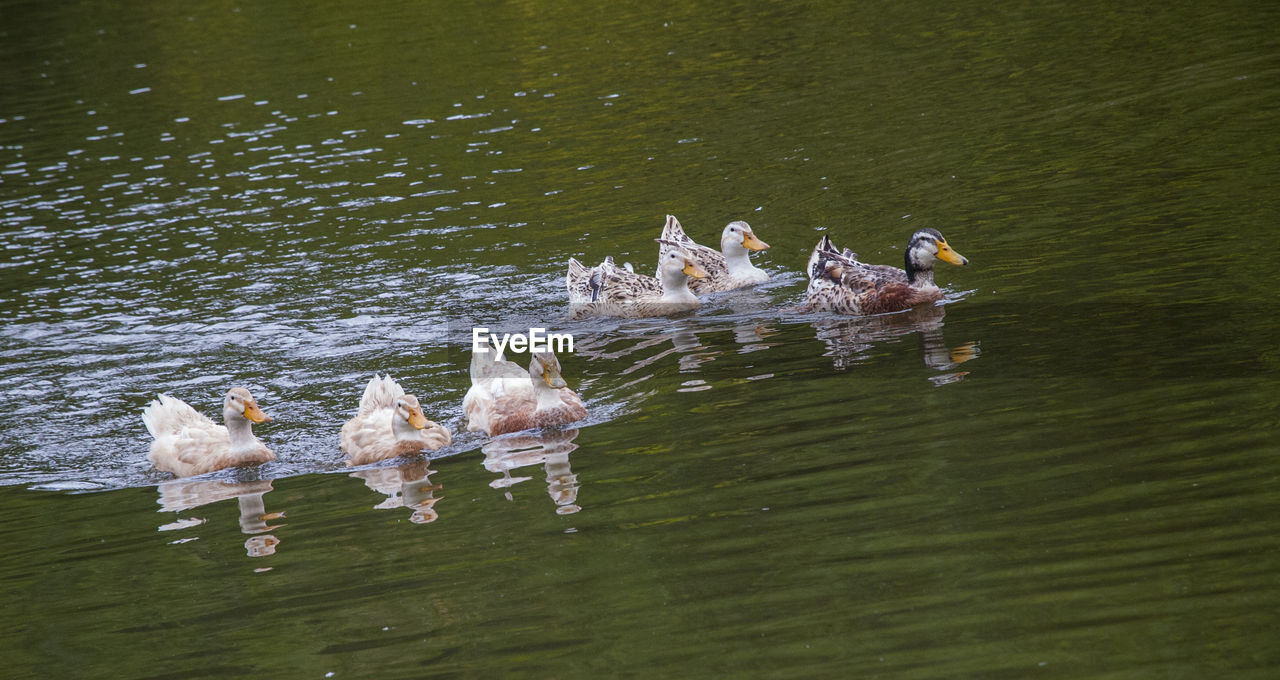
[529,351,569,389]
[905,228,967,283]
[224,387,271,424]
[655,240,709,282]
[721,220,770,256]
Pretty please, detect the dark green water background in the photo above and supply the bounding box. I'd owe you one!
[2,1,1278,678]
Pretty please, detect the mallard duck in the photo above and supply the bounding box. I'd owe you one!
[463,347,587,436]
[340,375,451,466]
[566,240,709,318]
[658,214,770,292]
[805,228,968,315]
[142,387,275,477]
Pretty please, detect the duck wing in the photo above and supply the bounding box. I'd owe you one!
[657,215,725,283]
[142,394,219,438]
[596,257,663,304]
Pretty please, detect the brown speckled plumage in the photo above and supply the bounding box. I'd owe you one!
[566,239,705,318]
[657,215,768,293]
[804,230,967,315]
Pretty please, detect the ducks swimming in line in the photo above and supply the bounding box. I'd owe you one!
[804,228,967,315]
[566,214,773,318]
[142,219,968,477]
[143,351,588,477]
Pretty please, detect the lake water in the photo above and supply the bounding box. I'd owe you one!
[2,1,1279,678]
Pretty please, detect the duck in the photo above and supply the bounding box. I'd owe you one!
[566,239,709,318]
[142,387,275,477]
[340,375,452,466]
[805,228,968,315]
[463,346,587,436]
[658,214,770,292]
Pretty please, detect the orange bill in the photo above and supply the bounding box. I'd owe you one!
[243,401,271,424]
[742,232,770,251]
[936,240,968,266]
[683,261,709,279]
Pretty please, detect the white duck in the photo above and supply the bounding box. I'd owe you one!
[658,215,770,293]
[463,346,587,436]
[142,387,275,478]
[340,375,452,466]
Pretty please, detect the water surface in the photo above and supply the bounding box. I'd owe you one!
[2,1,1279,678]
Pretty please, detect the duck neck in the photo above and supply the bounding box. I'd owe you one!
[904,252,935,287]
[724,244,762,280]
[659,268,697,303]
[534,383,565,411]
[224,410,259,452]
[392,414,420,442]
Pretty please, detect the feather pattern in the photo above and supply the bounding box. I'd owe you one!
[804,229,967,315]
[657,215,770,293]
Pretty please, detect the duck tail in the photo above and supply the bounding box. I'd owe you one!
[359,374,405,413]
[141,397,163,439]
[660,214,691,244]
[807,236,831,280]
[470,340,504,383]
[808,234,855,281]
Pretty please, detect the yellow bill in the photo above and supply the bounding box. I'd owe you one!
[683,261,709,279]
[543,365,569,389]
[243,401,271,424]
[742,232,770,251]
[936,240,968,266]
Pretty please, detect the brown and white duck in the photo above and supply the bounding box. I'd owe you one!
[805,228,968,315]
[340,375,451,466]
[656,215,770,293]
[463,347,587,436]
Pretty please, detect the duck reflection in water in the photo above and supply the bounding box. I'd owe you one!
[350,458,441,524]
[482,428,582,515]
[573,323,716,376]
[733,322,779,355]
[811,304,979,382]
[156,479,284,557]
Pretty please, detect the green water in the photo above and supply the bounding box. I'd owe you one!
[3,1,1279,677]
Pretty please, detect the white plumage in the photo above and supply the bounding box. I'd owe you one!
[142,387,275,478]
[340,375,451,466]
